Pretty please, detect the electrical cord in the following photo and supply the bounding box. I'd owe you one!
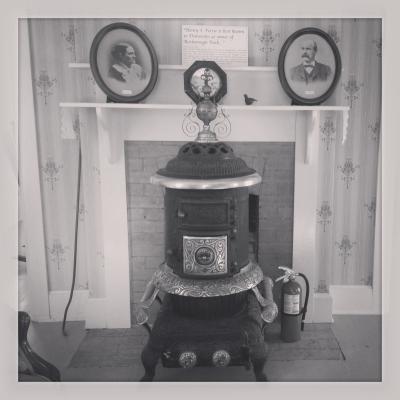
[62,137,82,336]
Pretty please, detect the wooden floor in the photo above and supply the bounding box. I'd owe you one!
[25,314,381,382]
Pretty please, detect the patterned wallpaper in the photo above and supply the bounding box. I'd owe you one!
[26,18,381,292]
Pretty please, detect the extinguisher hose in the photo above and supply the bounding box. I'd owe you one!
[298,272,310,331]
[62,137,82,336]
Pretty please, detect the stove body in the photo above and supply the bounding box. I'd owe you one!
[136,139,278,381]
[165,186,249,279]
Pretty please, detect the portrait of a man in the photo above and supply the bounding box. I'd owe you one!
[109,42,146,84]
[290,39,332,84]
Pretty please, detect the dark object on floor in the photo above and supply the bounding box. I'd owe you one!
[140,292,267,382]
[18,311,61,382]
[244,94,258,105]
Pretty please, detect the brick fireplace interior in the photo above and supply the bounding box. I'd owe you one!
[125,141,295,324]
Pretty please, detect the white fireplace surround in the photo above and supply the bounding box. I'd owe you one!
[61,102,349,328]
[20,37,380,328]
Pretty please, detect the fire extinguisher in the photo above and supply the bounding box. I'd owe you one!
[276,266,310,342]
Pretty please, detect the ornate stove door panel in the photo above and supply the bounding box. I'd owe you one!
[175,229,232,278]
[183,235,228,277]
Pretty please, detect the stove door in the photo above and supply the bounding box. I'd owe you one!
[177,198,231,229]
[164,188,249,278]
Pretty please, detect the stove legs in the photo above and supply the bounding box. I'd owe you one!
[138,294,270,382]
[252,357,268,381]
[140,344,268,382]
[140,344,161,382]
[250,342,268,381]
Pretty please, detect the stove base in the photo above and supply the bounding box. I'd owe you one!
[140,291,268,382]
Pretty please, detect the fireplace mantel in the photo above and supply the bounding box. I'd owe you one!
[61,102,349,163]
[56,63,350,328]
[58,101,349,328]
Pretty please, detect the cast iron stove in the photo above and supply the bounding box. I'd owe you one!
[135,63,278,381]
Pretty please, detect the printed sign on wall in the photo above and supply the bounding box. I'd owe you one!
[182,25,248,67]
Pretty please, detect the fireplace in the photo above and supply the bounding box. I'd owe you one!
[126,141,295,315]
[61,76,344,330]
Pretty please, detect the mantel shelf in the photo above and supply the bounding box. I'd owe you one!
[60,102,350,165]
[60,102,349,112]
[69,63,277,72]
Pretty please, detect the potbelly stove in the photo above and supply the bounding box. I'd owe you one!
[135,62,278,381]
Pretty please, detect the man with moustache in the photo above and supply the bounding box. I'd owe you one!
[290,39,331,84]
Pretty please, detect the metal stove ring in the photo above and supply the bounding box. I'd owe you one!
[152,261,264,297]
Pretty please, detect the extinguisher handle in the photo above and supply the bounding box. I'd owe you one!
[298,272,310,331]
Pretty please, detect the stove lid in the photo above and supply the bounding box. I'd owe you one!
[156,141,256,180]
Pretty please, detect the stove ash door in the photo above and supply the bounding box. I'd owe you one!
[164,188,249,279]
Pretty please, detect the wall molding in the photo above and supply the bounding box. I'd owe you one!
[312,292,333,322]
[19,19,50,321]
[48,290,107,328]
[330,285,381,315]
[46,286,380,326]
[49,290,88,322]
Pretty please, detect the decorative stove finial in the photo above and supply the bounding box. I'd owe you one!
[184,61,227,143]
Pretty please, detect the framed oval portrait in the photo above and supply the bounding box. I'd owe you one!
[278,27,341,105]
[184,61,227,104]
[90,22,158,103]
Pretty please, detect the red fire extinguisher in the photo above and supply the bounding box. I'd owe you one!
[276,266,310,342]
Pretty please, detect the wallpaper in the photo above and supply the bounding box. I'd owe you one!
[27,18,381,293]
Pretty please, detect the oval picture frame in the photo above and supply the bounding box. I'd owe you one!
[90,22,158,103]
[278,27,341,105]
[183,60,227,104]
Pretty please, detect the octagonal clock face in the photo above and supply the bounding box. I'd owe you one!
[189,68,222,100]
[184,60,227,103]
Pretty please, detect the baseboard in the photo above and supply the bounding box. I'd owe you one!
[48,290,108,327]
[312,293,333,322]
[85,298,107,328]
[49,290,89,321]
[46,286,379,327]
[330,285,381,315]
